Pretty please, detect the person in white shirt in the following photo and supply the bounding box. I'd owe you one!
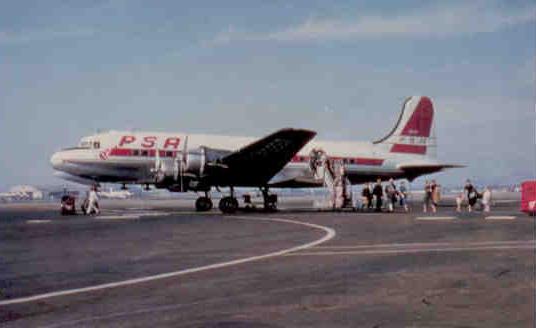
[455,191,463,213]
[86,186,100,215]
[481,187,492,213]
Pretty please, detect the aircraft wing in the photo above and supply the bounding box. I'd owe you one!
[208,128,316,186]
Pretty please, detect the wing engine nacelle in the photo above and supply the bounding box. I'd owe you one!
[154,147,229,192]
[184,147,206,176]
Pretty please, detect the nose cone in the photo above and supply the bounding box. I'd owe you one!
[50,152,64,170]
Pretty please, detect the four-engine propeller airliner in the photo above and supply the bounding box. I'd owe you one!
[50,96,460,213]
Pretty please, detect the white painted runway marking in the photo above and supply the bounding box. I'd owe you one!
[416,216,457,220]
[288,243,535,256]
[485,216,516,220]
[26,220,51,224]
[94,215,140,220]
[0,215,335,306]
[313,240,536,249]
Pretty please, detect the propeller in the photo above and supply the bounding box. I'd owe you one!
[180,136,188,191]
[151,149,164,183]
[171,135,188,191]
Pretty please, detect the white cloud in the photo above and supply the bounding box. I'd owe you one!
[0,28,96,45]
[211,3,536,44]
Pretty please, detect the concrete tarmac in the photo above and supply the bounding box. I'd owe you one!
[0,200,534,327]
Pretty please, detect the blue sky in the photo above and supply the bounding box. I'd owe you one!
[0,0,534,190]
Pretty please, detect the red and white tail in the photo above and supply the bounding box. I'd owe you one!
[374,96,436,157]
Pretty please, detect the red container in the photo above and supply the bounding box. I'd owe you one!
[521,180,536,214]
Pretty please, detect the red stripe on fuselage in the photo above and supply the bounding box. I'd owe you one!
[390,144,427,154]
[108,148,177,157]
[109,148,131,156]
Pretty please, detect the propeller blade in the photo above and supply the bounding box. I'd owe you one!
[155,148,161,170]
[180,135,188,192]
[173,155,179,181]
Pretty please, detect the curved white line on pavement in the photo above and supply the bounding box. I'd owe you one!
[0,215,335,306]
[288,244,535,256]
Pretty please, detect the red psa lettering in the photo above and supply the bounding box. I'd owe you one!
[119,135,136,147]
[164,137,181,149]
[141,136,157,148]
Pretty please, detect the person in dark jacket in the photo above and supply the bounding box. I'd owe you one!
[373,178,383,212]
[464,179,478,212]
[361,183,372,211]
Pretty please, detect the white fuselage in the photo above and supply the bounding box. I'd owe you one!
[50,130,441,188]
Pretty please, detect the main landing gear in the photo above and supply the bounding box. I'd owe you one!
[219,187,239,214]
[196,187,278,214]
[195,191,213,212]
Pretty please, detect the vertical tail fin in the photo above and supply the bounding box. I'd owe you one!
[373,96,436,156]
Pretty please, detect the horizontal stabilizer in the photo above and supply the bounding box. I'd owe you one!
[397,163,465,180]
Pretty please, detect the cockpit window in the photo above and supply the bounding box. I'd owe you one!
[79,141,91,148]
[77,140,101,149]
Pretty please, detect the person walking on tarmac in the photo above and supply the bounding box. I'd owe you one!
[464,179,478,212]
[86,185,100,215]
[398,181,409,212]
[423,180,433,213]
[361,183,371,211]
[482,186,492,213]
[431,180,440,213]
[373,178,383,212]
[385,178,397,212]
[366,182,374,210]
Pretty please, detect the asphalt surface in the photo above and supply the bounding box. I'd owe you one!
[0,200,534,327]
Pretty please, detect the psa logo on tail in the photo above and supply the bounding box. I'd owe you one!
[374,96,435,156]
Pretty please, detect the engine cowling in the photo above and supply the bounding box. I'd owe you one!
[184,147,206,176]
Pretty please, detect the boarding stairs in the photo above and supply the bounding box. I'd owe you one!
[310,150,354,210]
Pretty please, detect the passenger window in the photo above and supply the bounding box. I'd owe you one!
[166,151,173,157]
[141,150,148,157]
[93,142,100,149]
[133,150,140,156]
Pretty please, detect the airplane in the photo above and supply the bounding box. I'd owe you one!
[50,96,461,213]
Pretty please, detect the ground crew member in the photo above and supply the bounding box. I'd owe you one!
[86,185,100,215]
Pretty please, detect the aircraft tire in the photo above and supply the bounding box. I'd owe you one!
[219,196,238,214]
[195,197,213,212]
